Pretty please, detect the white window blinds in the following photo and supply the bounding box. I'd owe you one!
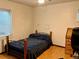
[0,9,12,37]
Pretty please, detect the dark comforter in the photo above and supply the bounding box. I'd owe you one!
[8,33,52,59]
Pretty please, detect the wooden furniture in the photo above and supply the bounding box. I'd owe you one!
[6,36,27,59]
[24,38,27,59]
[65,28,73,56]
[6,30,52,59]
[6,36,9,54]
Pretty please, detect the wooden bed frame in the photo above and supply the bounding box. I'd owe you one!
[6,30,52,59]
[35,30,52,41]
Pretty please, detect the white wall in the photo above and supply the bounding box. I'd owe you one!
[0,0,79,47]
[0,0,33,40]
[33,1,79,47]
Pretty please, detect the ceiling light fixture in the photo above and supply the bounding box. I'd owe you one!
[38,0,45,4]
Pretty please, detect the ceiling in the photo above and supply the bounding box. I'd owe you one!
[10,0,79,7]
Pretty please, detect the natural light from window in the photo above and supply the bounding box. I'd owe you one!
[0,9,12,37]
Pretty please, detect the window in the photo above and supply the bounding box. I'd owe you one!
[0,9,12,37]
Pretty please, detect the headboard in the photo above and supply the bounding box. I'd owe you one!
[35,30,52,41]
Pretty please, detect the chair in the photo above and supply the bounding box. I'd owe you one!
[71,27,79,56]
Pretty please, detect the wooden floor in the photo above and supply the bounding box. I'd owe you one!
[0,46,73,59]
[38,46,73,59]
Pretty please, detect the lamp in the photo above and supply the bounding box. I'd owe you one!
[37,0,45,4]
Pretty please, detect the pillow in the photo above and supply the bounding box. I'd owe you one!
[28,33,38,38]
[28,33,50,40]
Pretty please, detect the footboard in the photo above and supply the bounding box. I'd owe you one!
[6,36,27,59]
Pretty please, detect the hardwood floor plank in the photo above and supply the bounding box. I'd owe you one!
[38,46,65,59]
[0,46,73,59]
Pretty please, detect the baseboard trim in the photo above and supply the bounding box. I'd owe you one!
[0,52,6,54]
[53,44,65,48]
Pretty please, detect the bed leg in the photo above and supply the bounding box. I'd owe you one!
[24,38,27,59]
[6,36,9,54]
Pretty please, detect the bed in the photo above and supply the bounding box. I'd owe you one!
[6,31,53,59]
